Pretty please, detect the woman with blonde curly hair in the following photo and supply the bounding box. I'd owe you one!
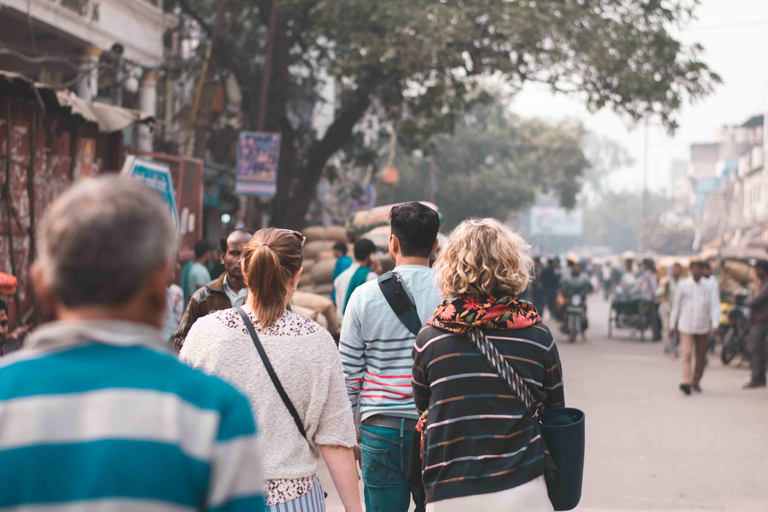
[411,218,565,511]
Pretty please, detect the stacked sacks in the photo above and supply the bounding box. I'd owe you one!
[345,201,441,240]
[291,290,340,335]
[290,225,350,336]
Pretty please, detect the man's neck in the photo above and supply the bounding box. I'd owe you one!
[395,256,431,267]
[226,273,245,293]
[195,258,206,265]
[56,306,159,328]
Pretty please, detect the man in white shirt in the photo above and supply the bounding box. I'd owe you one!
[669,259,720,395]
[334,238,378,324]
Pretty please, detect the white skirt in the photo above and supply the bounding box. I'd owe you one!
[426,476,554,512]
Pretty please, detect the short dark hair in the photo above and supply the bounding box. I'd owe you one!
[0,297,8,314]
[194,240,211,259]
[220,228,255,253]
[389,202,440,258]
[354,238,377,262]
[755,260,768,272]
[333,241,348,254]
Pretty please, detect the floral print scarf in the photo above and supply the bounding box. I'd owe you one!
[428,294,541,333]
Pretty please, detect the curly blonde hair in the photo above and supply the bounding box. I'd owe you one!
[434,218,532,298]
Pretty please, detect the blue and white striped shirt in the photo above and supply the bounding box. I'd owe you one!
[0,320,265,511]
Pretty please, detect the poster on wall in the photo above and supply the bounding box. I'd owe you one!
[120,155,180,230]
[77,138,97,179]
[235,132,281,197]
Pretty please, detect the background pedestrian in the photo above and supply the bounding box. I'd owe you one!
[413,218,564,512]
[669,259,720,395]
[181,228,361,512]
[0,176,266,511]
[743,260,768,389]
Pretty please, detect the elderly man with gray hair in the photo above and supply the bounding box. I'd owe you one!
[0,177,266,511]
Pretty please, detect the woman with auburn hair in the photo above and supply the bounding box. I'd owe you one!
[181,228,362,512]
[412,218,565,511]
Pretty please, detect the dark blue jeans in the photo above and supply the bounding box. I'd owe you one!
[360,422,423,512]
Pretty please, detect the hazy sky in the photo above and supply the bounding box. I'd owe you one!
[509,0,768,194]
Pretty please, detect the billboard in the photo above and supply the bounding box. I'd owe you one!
[529,207,583,237]
[121,155,179,229]
[236,132,281,197]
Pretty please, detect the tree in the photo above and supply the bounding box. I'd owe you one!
[383,101,590,230]
[583,191,681,253]
[171,0,720,228]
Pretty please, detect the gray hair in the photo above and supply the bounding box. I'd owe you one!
[37,176,178,307]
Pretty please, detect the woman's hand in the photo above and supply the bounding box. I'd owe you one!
[319,444,363,512]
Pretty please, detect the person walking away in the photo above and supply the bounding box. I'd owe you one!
[413,218,564,511]
[602,262,614,300]
[181,228,361,512]
[669,259,720,395]
[743,260,768,389]
[531,257,547,314]
[0,177,265,510]
[331,241,353,304]
[632,259,661,340]
[334,238,378,323]
[162,270,185,345]
[540,257,561,320]
[658,263,683,358]
[173,229,253,350]
[183,240,212,304]
[701,261,719,352]
[340,202,443,512]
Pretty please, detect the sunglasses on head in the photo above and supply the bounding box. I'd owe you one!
[280,229,306,248]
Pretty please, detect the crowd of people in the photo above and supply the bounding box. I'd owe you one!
[0,177,567,512]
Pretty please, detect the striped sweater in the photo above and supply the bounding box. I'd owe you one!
[340,265,444,422]
[0,320,265,511]
[412,324,565,504]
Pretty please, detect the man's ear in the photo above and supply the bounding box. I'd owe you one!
[30,262,58,314]
[389,235,399,259]
[431,238,439,254]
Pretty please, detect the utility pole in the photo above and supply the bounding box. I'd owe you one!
[188,0,227,158]
[642,117,649,225]
[246,0,279,227]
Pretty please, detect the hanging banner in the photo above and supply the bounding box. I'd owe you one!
[121,155,180,229]
[236,132,281,197]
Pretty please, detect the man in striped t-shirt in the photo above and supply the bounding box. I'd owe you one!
[0,177,265,511]
[340,202,443,512]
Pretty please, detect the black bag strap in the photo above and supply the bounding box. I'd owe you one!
[467,328,540,417]
[378,271,422,336]
[237,307,307,439]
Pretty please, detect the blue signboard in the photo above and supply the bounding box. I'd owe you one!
[236,132,281,197]
[120,155,179,228]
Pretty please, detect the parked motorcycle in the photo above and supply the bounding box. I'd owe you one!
[721,290,749,365]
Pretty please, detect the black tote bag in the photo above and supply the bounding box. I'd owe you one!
[467,329,585,511]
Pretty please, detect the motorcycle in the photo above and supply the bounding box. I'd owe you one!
[721,290,749,365]
[565,293,587,343]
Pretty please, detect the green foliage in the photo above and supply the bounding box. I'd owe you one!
[382,102,590,230]
[170,0,720,227]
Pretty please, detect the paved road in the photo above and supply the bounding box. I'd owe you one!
[320,295,768,511]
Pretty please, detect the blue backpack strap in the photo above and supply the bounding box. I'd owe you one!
[377,271,423,336]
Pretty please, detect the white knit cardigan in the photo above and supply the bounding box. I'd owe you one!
[180,308,357,479]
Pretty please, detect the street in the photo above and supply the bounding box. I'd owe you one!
[321,295,768,511]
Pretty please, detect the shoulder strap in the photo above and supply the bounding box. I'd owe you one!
[467,328,538,414]
[236,307,307,440]
[378,271,422,336]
